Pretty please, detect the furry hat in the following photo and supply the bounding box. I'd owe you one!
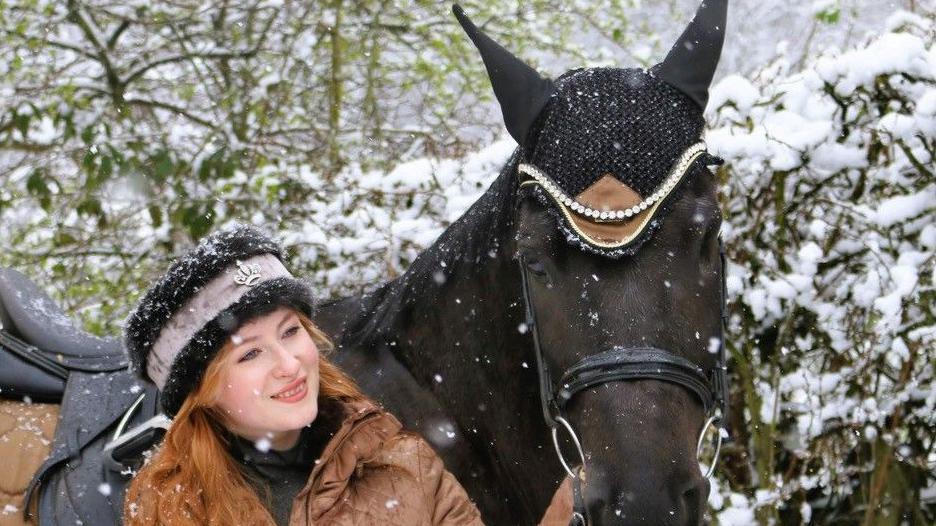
[124,223,315,417]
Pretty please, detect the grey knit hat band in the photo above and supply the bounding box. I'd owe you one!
[147,253,292,389]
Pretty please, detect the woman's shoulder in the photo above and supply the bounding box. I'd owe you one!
[336,400,435,464]
[324,399,446,480]
[297,399,484,525]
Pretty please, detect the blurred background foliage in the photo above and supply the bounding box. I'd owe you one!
[1,0,643,334]
[1,1,933,524]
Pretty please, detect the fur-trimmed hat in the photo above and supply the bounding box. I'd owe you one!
[124,223,315,417]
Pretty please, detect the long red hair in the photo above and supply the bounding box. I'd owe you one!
[124,312,366,525]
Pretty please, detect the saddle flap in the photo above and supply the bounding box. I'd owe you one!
[0,267,126,370]
[25,369,154,522]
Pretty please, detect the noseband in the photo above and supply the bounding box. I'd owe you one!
[517,214,729,526]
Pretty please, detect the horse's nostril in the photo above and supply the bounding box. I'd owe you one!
[680,477,709,524]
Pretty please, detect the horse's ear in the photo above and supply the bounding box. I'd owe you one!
[656,0,728,111]
[452,4,554,146]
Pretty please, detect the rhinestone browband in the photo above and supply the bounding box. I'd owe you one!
[518,142,707,223]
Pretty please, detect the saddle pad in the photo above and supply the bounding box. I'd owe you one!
[0,401,58,526]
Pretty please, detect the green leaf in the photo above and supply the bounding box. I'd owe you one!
[99,155,113,178]
[153,150,173,183]
[77,197,103,217]
[148,204,163,227]
[26,171,44,193]
[182,202,215,239]
[179,84,196,101]
[816,7,840,24]
[198,148,228,182]
[52,230,77,246]
[14,111,30,136]
[82,149,97,172]
[26,169,51,212]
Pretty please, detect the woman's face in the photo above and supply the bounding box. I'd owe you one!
[214,307,320,450]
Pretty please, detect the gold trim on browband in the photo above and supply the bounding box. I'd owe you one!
[519,146,707,249]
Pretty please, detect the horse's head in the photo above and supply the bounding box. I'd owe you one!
[456,2,728,524]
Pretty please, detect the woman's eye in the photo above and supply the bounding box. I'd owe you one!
[283,325,300,338]
[239,349,260,362]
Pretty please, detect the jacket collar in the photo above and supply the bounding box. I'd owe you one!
[296,398,402,519]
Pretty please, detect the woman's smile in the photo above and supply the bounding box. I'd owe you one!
[271,377,308,402]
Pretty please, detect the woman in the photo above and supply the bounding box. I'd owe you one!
[122,223,484,525]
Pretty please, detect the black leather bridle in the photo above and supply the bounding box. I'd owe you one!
[517,241,729,525]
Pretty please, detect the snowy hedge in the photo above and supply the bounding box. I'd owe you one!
[705,11,934,525]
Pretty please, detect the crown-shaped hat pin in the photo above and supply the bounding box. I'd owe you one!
[234,260,262,286]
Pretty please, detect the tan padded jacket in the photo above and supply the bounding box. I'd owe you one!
[125,399,572,525]
[287,400,482,525]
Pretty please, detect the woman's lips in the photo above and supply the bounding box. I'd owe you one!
[271,377,308,403]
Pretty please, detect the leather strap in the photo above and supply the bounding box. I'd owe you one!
[556,347,716,415]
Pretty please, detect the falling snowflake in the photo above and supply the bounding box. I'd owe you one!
[707,337,721,354]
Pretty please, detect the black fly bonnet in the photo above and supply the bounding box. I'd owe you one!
[525,68,722,257]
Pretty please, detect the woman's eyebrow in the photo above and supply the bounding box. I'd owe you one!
[233,313,295,346]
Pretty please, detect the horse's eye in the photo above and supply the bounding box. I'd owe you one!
[524,258,548,277]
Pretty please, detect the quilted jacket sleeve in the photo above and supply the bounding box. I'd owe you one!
[538,477,573,526]
[414,438,485,526]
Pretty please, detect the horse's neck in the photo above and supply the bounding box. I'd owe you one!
[396,249,557,495]
[395,250,523,369]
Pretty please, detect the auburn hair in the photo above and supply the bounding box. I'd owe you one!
[124,311,366,525]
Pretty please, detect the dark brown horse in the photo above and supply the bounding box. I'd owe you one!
[317,3,730,524]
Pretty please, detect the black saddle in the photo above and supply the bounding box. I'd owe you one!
[0,267,127,401]
[0,267,163,525]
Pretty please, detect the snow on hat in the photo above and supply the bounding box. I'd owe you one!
[124,223,315,417]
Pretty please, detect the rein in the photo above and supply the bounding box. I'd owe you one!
[516,165,729,525]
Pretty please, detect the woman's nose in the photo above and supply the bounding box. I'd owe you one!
[272,345,301,377]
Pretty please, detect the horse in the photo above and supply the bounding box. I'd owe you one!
[315,3,731,524]
[1,2,730,524]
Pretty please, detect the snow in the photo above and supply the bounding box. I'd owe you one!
[254,437,271,453]
[870,189,935,227]
[0,4,932,523]
[718,494,756,525]
[707,74,760,113]
[872,265,919,324]
[816,32,933,96]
